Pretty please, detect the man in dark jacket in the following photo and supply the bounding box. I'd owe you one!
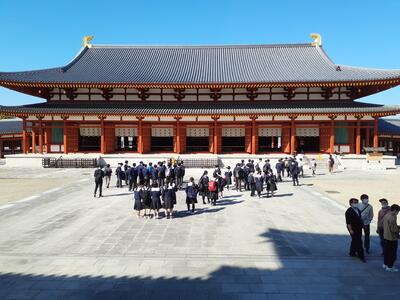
[275,159,283,182]
[94,166,105,197]
[175,163,185,189]
[103,164,112,188]
[115,163,123,188]
[128,163,138,191]
[289,159,299,186]
[158,162,166,187]
[137,161,145,185]
[233,164,242,192]
[123,160,129,185]
[345,198,366,263]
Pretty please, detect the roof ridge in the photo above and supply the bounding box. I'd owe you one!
[89,43,315,49]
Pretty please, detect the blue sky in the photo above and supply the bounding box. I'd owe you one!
[1,0,400,106]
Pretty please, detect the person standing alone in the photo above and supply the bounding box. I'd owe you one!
[345,198,366,263]
[103,164,112,188]
[94,166,104,198]
[358,194,374,254]
[377,198,391,255]
[382,204,400,272]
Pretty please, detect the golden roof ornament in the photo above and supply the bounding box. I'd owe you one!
[310,33,322,47]
[83,35,94,48]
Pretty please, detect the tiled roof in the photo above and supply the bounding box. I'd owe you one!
[0,118,22,134]
[1,44,400,85]
[379,118,400,136]
[1,101,399,116]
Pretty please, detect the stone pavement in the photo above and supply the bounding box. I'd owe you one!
[0,167,399,299]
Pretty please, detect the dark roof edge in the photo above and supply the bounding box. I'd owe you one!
[61,47,89,72]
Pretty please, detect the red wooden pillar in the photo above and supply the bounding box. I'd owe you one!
[63,118,68,154]
[251,117,257,155]
[38,118,43,154]
[100,117,105,154]
[31,125,36,154]
[290,117,296,155]
[329,116,336,154]
[373,117,379,148]
[22,118,27,154]
[175,117,181,154]
[366,125,370,148]
[356,118,361,155]
[44,127,48,153]
[137,117,143,154]
[213,117,218,155]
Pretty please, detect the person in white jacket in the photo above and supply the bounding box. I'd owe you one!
[358,194,374,254]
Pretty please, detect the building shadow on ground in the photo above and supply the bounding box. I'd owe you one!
[1,229,399,299]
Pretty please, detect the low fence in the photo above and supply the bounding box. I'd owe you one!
[42,157,98,168]
[177,157,219,168]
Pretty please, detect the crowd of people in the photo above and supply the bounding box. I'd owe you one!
[345,195,400,272]
[92,156,313,218]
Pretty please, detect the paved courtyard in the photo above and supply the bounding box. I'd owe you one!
[0,166,399,299]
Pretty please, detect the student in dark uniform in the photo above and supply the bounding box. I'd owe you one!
[129,163,138,191]
[254,169,264,198]
[175,163,185,190]
[123,160,129,185]
[137,161,145,185]
[141,185,152,218]
[208,178,218,206]
[224,166,232,191]
[163,180,176,219]
[151,164,159,186]
[289,159,300,186]
[94,166,105,198]
[275,159,283,182]
[233,164,242,192]
[133,184,144,218]
[150,182,162,219]
[158,162,166,187]
[185,177,198,213]
[266,170,278,197]
[345,198,366,263]
[198,170,210,204]
[248,171,256,197]
[115,163,123,188]
[103,164,112,188]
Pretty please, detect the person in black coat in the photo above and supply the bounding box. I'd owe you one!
[141,186,152,218]
[94,166,105,197]
[115,163,123,188]
[275,159,284,182]
[233,164,243,192]
[158,162,166,187]
[345,198,366,262]
[248,171,256,197]
[163,180,176,219]
[175,163,185,190]
[289,159,299,186]
[137,161,145,185]
[123,160,129,185]
[151,165,159,186]
[103,164,112,188]
[224,166,232,191]
[198,170,210,204]
[133,184,144,218]
[150,182,162,218]
[129,163,138,191]
[185,177,198,213]
[243,165,250,191]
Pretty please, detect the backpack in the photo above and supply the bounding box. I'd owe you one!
[208,180,217,192]
[94,169,103,181]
